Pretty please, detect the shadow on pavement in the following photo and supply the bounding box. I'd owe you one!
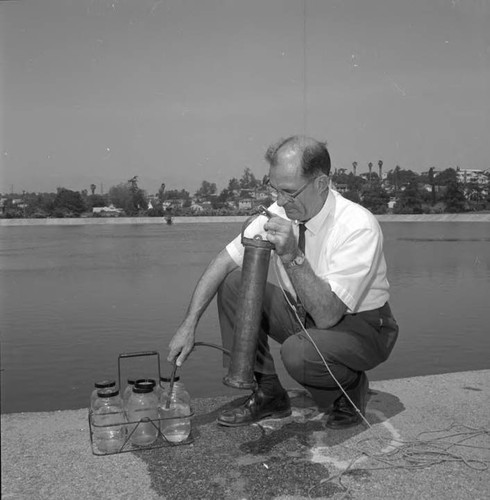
[139,389,405,500]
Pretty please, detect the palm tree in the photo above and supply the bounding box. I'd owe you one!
[352,161,358,176]
[394,165,401,195]
[90,184,96,195]
[368,162,373,182]
[429,167,436,206]
[158,183,166,204]
[378,160,383,180]
[127,176,138,193]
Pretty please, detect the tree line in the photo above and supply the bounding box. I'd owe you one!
[1,165,489,219]
[334,166,488,214]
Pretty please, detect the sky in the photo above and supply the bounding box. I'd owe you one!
[1,0,489,195]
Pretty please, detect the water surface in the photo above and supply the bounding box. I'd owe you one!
[1,221,489,413]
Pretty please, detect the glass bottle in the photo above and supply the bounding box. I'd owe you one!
[123,379,155,415]
[122,378,136,414]
[92,388,126,454]
[159,378,191,443]
[154,376,167,401]
[127,381,159,446]
[158,376,189,405]
[90,380,116,411]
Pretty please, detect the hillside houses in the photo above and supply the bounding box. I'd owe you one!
[2,165,489,219]
[456,168,489,186]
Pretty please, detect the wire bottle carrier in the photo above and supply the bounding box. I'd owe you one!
[88,351,194,456]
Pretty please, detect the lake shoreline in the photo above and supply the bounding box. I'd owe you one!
[2,212,490,226]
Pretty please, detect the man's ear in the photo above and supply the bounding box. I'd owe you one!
[317,174,330,193]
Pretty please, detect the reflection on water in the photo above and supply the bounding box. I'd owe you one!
[1,221,489,413]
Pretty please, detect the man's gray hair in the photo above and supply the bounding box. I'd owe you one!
[264,135,331,178]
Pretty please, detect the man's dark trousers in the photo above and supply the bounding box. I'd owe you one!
[218,268,399,409]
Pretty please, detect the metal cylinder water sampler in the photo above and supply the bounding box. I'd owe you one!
[223,215,274,390]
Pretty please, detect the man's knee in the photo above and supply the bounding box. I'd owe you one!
[281,332,356,389]
[218,268,241,302]
[281,335,309,385]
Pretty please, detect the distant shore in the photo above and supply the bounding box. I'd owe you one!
[1,213,490,226]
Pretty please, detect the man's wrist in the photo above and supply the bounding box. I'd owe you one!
[280,250,297,266]
[282,250,305,269]
[182,316,198,331]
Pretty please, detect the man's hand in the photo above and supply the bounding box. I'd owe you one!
[263,216,298,264]
[167,324,195,367]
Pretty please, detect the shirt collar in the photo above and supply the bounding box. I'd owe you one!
[304,188,336,236]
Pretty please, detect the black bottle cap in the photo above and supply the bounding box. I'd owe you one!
[134,378,156,388]
[132,385,154,394]
[160,376,180,383]
[94,380,116,389]
[97,388,119,398]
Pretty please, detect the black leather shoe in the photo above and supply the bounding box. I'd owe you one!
[217,388,292,427]
[326,372,368,429]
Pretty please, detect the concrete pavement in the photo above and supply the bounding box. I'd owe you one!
[2,370,490,500]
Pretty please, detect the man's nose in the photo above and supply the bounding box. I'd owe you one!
[276,193,290,207]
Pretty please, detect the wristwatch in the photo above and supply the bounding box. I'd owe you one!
[284,250,305,269]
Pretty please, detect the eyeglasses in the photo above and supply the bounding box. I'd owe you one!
[266,177,316,203]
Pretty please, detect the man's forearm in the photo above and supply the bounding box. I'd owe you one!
[284,258,346,328]
[182,248,238,329]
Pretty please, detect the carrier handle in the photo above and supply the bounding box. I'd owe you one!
[117,351,162,394]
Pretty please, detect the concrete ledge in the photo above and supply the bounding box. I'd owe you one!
[376,213,490,222]
[1,213,490,226]
[0,216,248,226]
[2,370,490,499]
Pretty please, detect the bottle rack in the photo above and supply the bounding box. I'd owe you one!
[88,351,194,456]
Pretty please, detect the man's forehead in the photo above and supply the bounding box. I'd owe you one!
[269,161,303,186]
[273,146,301,171]
[277,144,301,164]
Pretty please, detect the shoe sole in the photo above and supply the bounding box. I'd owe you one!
[325,373,369,430]
[217,408,292,428]
[325,416,363,430]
